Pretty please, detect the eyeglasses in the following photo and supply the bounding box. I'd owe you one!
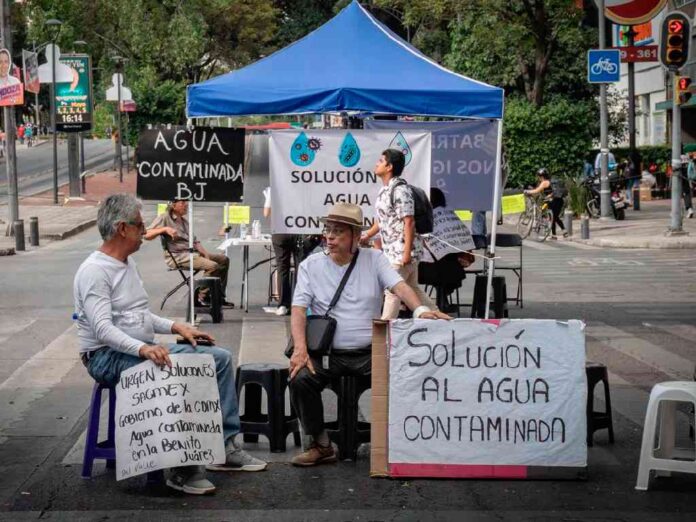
[322,226,350,237]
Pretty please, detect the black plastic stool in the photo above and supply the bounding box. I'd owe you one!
[586,361,615,446]
[236,363,301,453]
[187,277,223,323]
[471,275,508,319]
[325,374,371,461]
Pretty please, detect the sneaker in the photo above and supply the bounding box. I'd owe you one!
[290,442,337,467]
[275,305,289,316]
[549,235,558,240]
[206,441,267,472]
[166,466,216,495]
[222,299,235,308]
[688,208,694,219]
[562,232,569,238]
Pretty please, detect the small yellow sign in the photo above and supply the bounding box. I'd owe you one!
[226,205,250,225]
[157,203,167,216]
[455,210,473,221]
[502,194,526,215]
[455,195,526,222]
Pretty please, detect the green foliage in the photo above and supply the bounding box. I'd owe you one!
[504,97,594,188]
[566,177,590,217]
[587,146,672,170]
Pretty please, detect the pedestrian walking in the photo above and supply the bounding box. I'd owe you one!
[524,168,567,239]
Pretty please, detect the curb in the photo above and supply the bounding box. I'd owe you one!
[571,237,696,249]
[40,218,97,241]
[0,247,15,256]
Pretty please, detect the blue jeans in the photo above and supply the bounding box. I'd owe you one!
[86,343,240,444]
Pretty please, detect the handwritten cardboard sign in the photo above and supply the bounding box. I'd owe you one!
[136,128,245,202]
[387,319,586,477]
[422,208,476,262]
[115,354,225,480]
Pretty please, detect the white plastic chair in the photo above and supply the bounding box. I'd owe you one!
[635,381,696,491]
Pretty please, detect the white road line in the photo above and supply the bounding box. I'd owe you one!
[587,323,695,380]
[653,324,696,345]
[0,318,37,345]
[0,325,79,435]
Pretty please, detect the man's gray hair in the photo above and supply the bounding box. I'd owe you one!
[97,194,142,241]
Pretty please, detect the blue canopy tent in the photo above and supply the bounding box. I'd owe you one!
[186,0,505,318]
[186,1,503,119]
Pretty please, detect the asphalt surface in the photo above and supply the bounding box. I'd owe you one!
[0,139,118,199]
[0,204,695,520]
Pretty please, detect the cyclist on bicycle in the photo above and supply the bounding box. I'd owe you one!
[524,168,567,239]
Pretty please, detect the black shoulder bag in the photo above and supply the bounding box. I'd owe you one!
[285,249,359,358]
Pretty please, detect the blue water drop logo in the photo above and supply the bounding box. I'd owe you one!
[290,132,315,167]
[338,132,361,167]
[389,132,412,166]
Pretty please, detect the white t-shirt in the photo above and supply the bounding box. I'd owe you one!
[73,251,174,356]
[263,186,271,210]
[292,248,403,349]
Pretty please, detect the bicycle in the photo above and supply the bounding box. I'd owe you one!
[516,194,552,242]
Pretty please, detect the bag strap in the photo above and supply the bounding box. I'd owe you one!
[325,248,360,316]
[389,178,408,208]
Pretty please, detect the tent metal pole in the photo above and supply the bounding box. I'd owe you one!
[189,201,195,326]
[484,116,504,319]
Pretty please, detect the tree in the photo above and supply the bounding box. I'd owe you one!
[445,0,593,107]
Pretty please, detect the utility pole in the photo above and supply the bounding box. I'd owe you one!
[669,72,684,234]
[1,0,19,237]
[115,59,123,182]
[598,0,611,219]
[626,27,637,168]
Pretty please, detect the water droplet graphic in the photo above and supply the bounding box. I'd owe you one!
[338,132,361,167]
[290,132,315,166]
[389,132,412,166]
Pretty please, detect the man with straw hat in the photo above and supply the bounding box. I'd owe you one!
[288,202,449,467]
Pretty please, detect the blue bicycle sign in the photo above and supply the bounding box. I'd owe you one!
[588,50,621,83]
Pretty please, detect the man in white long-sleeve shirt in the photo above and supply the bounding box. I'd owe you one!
[73,194,265,495]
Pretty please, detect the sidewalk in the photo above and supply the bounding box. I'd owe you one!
[503,198,696,249]
[0,168,136,255]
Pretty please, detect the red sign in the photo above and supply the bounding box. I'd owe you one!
[615,45,658,62]
[603,0,666,25]
[120,100,136,112]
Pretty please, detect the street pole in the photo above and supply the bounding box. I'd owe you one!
[1,0,19,241]
[124,112,130,171]
[51,44,58,204]
[32,42,40,131]
[67,133,80,197]
[598,0,611,219]
[116,61,123,182]
[627,27,636,163]
[669,72,683,234]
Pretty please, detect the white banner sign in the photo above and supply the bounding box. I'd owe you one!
[269,130,431,233]
[388,319,587,469]
[422,208,476,262]
[115,354,225,480]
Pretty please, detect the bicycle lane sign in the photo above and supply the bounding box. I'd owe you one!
[588,49,621,83]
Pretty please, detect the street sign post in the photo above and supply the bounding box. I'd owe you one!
[588,49,621,83]
[56,54,92,132]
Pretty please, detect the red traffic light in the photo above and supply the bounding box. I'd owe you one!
[668,20,684,34]
[678,77,691,90]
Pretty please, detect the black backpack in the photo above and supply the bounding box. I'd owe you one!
[389,178,434,234]
[550,177,568,199]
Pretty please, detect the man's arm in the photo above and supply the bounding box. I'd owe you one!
[402,215,415,265]
[361,221,380,244]
[391,281,450,320]
[289,305,315,379]
[144,226,178,241]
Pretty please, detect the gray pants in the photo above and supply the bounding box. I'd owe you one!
[289,349,371,438]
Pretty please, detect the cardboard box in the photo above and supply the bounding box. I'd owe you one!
[370,320,389,477]
[640,186,652,201]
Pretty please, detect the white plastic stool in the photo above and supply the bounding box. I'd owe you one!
[635,381,696,491]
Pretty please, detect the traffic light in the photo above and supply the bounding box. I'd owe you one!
[660,12,690,71]
[677,76,693,105]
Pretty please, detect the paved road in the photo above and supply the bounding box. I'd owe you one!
[0,139,120,199]
[0,207,694,520]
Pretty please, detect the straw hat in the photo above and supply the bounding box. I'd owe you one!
[320,202,368,230]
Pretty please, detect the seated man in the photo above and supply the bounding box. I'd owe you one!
[145,199,233,307]
[288,202,449,467]
[74,194,265,495]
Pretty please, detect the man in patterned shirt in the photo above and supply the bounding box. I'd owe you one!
[361,149,437,318]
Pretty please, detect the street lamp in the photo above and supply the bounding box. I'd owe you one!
[73,40,88,185]
[45,18,62,205]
